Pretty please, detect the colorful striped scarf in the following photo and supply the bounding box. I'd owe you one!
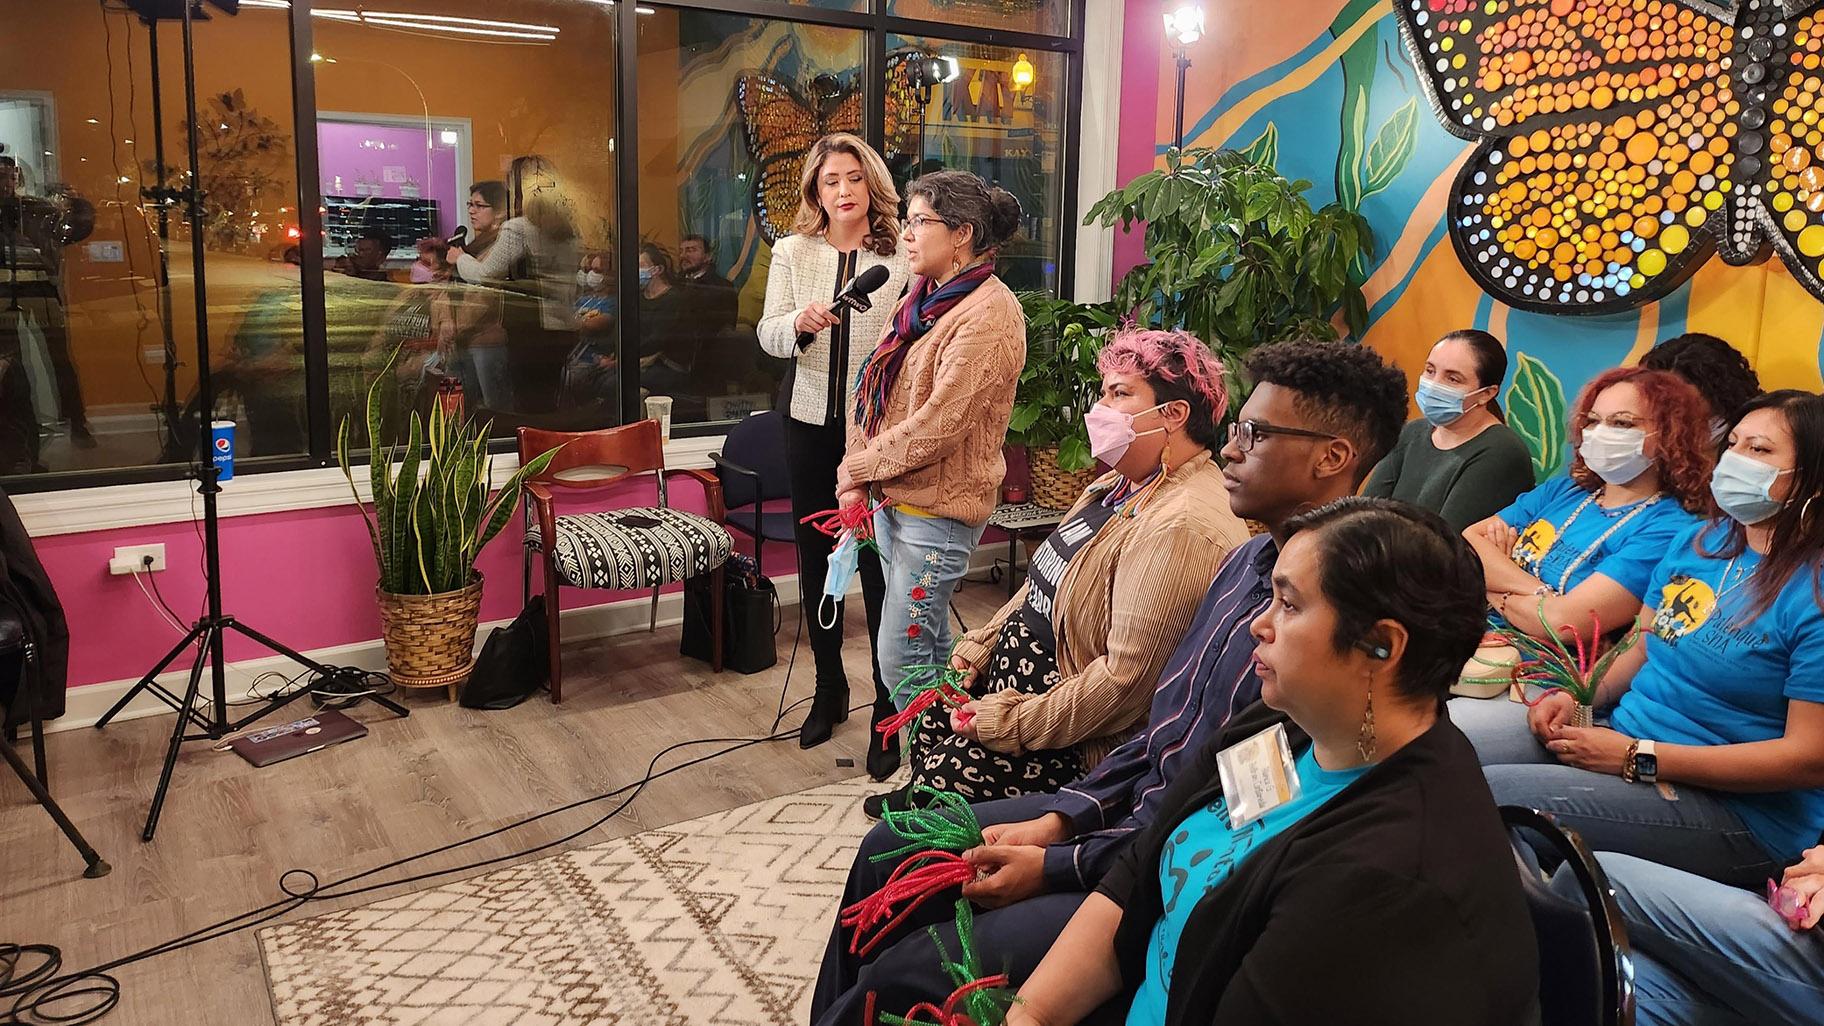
[853,262,997,437]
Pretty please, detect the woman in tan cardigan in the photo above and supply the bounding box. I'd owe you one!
[836,170,1027,817]
[880,328,1249,810]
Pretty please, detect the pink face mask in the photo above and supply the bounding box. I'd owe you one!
[1085,401,1168,466]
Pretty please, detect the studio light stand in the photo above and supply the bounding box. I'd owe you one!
[1164,3,1205,151]
[95,0,407,844]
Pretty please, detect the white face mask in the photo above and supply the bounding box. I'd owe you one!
[1580,424,1654,485]
[576,269,604,289]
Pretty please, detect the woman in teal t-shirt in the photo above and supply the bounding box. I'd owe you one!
[1001,498,1536,1026]
[1460,390,1824,888]
[1463,366,1713,644]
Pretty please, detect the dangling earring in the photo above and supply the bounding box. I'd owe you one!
[1356,681,1377,763]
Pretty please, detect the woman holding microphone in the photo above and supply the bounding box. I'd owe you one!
[758,134,910,772]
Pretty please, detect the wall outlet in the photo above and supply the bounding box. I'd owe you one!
[109,543,167,575]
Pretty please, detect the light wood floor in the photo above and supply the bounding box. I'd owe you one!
[2,578,1009,1025]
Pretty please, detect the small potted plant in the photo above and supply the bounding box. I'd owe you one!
[338,349,558,699]
[1009,293,1115,509]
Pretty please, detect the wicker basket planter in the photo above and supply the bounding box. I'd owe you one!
[1028,445,1097,510]
[377,575,485,701]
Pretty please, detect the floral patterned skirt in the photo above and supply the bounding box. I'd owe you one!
[906,616,1084,803]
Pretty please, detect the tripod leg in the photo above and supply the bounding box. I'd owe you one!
[142,629,213,843]
[95,623,207,729]
[0,735,110,878]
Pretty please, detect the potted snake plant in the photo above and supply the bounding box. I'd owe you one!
[338,348,558,698]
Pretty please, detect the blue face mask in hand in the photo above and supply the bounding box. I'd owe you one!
[1416,377,1472,427]
[1711,449,1792,526]
[821,532,861,629]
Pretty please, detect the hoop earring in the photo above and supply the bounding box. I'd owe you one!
[1356,681,1377,763]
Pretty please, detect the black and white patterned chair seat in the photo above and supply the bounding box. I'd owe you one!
[527,507,732,591]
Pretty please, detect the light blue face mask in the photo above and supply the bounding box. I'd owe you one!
[821,532,861,629]
[1711,449,1792,526]
[638,266,656,287]
[1415,377,1473,427]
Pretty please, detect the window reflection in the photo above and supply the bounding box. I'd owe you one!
[313,0,618,442]
[886,37,1064,294]
[636,9,867,426]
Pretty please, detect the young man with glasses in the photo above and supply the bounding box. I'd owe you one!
[811,337,1411,1024]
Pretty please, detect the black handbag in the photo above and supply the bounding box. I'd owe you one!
[460,596,549,709]
[681,553,778,674]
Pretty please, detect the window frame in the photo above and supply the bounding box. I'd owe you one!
[4,0,1084,494]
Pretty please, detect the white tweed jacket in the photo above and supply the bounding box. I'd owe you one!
[757,234,910,427]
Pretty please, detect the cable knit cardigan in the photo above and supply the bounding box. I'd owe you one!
[950,450,1249,766]
[756,234,911,427]
[836,274,1026,526]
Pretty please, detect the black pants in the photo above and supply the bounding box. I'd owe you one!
[785,415,886,700]
[810,794,1126,1026]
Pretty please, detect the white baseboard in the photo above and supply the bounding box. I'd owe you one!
[54,544,1015,734]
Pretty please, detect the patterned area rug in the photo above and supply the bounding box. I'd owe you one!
[257,777,880,1025]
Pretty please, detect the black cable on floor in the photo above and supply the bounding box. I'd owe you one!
[1,711,870,1024]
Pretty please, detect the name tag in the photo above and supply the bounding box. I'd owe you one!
[1215,723,1302,829]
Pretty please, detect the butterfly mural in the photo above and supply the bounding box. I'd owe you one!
[1393,0,1824,314]
[736,53,921,243]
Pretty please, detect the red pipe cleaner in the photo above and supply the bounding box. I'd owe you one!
[840,851,977,957]
[801,500,881,540]
[875,683,971,748]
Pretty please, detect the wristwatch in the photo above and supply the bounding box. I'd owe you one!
[1632,739,1659,784]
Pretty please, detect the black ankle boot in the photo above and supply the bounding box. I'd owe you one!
[866,701,901,781]
[862,782,914,819]
[797,684,850,749]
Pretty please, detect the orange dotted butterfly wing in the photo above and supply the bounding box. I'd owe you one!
[884,52,922,160]
[1751,2,1824,297]
[1393,0,1746,312]
[738,73,838,243]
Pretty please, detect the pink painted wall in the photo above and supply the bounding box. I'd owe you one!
[1113,0,1165,286]
[39,479,800,690]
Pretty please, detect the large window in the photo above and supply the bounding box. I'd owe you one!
[0,0,1079,490]
[886,36,1066,294]
[311,1,619,443]
[0,0,303,476]
[635,9,866,428]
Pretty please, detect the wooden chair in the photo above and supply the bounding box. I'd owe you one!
[518,420,732,703]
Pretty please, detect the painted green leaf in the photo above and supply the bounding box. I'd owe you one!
[1359,97,1418,201]
[1241,122,1279,171]
[1506,352,1568,481]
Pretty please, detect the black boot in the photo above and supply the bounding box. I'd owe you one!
[866,700,901,781]
[798,683,850,749]
[862,781,914,819]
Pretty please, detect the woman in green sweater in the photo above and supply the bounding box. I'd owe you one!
[1363,329,1534,533]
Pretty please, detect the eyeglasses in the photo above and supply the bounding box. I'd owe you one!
[1227,419,1340,453]
[905,213,952,232]
[466,200,492,210]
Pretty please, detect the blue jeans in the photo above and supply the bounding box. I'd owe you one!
[1551,853,1824,1026]
[872,505,983,707]
[454,344,513,411]
[1449,697,1781,888]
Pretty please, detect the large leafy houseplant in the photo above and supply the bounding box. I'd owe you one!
[1085,147,1373,390]
[1009,293,1116,472]
[337,348,557,597]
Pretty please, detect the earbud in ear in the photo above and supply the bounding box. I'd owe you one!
[1357,640,1391,660]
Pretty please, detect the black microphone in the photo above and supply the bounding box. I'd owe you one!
[797,263,891,350]
[445,225,467,249]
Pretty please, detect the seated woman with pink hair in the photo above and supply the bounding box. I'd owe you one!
[885,328,1252,810]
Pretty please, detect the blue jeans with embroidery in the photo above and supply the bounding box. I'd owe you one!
[1550,852,1824,1026]
[872,506,983,708]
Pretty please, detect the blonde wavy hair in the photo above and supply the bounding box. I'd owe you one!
[791,133,900,257]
